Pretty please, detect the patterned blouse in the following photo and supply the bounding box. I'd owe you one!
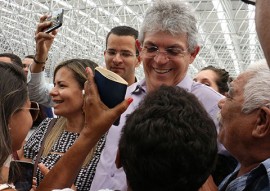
[24,118,106,191]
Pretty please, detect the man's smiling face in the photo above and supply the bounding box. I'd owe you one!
[141,31,197,92]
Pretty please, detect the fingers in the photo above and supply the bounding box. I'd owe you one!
[38,163,50,175]
[83,66,133,117]
[31,177,37,191]
[36,16,51,35]
[84,67,99,102]
[110,97,133,120]
[36,15,57,37]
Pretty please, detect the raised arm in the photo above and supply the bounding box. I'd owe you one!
[28,15,57,107]
[36,67,132,191]
[255,0,270,68]
[32,15,57,73]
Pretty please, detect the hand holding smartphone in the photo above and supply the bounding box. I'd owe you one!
[8,160,34,191]
[44,8,64,33]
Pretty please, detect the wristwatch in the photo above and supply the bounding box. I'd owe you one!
[241,0,256,5]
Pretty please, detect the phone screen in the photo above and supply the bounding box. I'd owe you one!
[8,160,34,191]
[44,8,64,33]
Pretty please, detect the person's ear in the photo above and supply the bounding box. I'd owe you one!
[135,39,142,52]
[252,106,270,138]
[189,45,200,63]
[135,55,141,67]
[115,149,122,169]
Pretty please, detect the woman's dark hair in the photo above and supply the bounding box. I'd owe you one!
[201,65,232,95]
[0,62,27,167]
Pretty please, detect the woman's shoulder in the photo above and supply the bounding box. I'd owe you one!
[24,118,57,154]
[29,118,56,139]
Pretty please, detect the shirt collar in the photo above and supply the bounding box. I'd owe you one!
[131,75,193,95]
[175,75,193,92]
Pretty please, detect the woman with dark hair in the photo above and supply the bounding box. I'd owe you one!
[0,62,39,190]
[194,65,233,95]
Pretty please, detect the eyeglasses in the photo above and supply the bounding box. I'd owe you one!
[22,64,29,69]
[21,101,40,121]
[141,45,189,59]
[105,49,136,58]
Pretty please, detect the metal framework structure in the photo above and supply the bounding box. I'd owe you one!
[0,0,263,81]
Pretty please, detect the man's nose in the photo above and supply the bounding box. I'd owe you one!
[218,98,225,109]
[113,52,123,62]
[154,51,169,64]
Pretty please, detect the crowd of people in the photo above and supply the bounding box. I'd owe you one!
[1,0,270,190]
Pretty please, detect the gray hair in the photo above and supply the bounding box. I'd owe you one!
[138,0,198,53]
[242,59,270,113]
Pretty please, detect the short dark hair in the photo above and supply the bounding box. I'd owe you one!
[105,26,139,55]
[201,65,232,95]
[119,86,218,191]
[0,53,23,68]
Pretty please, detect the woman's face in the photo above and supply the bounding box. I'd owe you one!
[193,69,219,93]
[50,67,84,118]
[9,99,33,151]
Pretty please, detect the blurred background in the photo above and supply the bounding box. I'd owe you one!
[0,0,263,81]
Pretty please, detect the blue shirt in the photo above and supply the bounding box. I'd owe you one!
[219,158,270,191]
[90,75,224,191]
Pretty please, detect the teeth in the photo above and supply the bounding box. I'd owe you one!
[54,100,63,104]
[153,68,172,74]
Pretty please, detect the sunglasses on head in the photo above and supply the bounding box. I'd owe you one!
[241,0,255,5]
[21,101,40,121]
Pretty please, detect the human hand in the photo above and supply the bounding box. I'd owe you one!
[38,163,77,190]
[30,177,37,191]
[198,175,218,191]
[34,15,58,63]
[82,67,133,139]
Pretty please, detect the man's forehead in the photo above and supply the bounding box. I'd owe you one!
[108,33,136,42]
[231,72,252,92]
[236,72,253,83]
[23,57,33,61]
[0,57,12,63]
[23,58,33,64]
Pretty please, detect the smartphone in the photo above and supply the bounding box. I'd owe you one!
[44,8,64,33]
[241,0,255,5]
[8,160,34,191]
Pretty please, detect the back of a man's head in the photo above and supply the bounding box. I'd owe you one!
[119,86,218,191]
[0,53,23,68]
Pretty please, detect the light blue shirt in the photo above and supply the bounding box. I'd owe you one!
[90,75,224,191]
